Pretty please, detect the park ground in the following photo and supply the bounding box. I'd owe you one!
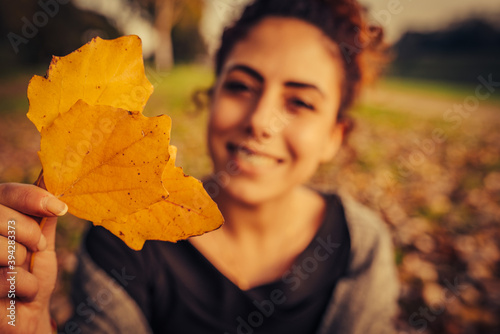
[0,65,499,333]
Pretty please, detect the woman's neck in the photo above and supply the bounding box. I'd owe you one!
[190,184,327,290]
[214,186,322,244]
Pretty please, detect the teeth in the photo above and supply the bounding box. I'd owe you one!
[236,148,277,167]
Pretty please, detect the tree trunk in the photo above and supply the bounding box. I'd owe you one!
[154,0,175,71]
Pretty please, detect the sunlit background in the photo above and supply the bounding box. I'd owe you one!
[1,1,499,333]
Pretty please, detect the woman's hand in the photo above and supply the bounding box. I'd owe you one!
[0,183,67,333]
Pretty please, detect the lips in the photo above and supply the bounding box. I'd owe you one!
[226,142,284,167]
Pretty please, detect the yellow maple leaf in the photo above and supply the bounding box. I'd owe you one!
[97,146,223,250]
[39,100,171,225]
[28,35,224,250]
[27,35,153,131]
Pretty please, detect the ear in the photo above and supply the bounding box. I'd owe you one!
[320,121,345,163]
[207,85,215,108]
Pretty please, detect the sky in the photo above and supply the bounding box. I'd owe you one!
[360,0,500,41]
[72,0,500,57]
[200,0,500,56]
[73,0,158,57]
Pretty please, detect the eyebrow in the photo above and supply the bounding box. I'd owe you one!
[226,64,264,82]
[226,64,325,97]
[284,81,325,97]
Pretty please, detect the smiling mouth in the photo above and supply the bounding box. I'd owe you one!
[227,142,284,167]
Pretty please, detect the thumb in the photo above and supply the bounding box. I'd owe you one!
[36,175,62,251]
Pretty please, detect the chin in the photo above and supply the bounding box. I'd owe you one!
[217,176,288,207]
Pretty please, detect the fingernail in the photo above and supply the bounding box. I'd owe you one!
[43,196,68,216]
[37,234,47,251]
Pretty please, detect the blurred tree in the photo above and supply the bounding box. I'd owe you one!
[0,0,205,75]
[390,18,500,83]
[171,0,205,64]
[0,0,120,73]
[129,0,204,70]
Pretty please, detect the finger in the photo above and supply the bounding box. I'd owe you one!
[0,237,27,267]
[25,216,58,273]
[0,267,39,302]
[0,205,47,252]
[40,217,58,252]
[0,183,68,218]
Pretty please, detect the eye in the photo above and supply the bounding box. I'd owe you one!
[289,98,315,111]
[222,81,251,93]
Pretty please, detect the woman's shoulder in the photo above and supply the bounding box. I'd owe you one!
[320,191,394,268]
[316,192,400,334]
[78,225,190,326]
[321,191,391,240]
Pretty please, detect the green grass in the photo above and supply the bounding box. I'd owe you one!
[1,64,499,332]
[0,74,31,115]
[143,64,214,117]
[382,76,500,106]
[142,64,215,177]
[0,98,29,115]
[352,103,420,127]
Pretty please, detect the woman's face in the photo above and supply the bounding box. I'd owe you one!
[208,17,345,205]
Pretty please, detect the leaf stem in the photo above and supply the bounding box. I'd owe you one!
[30,169,46,273]
[34,169,44,187]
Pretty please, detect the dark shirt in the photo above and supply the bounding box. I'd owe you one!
[85,193,350,333]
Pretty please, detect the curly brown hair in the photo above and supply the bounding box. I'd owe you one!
[213,0,389,124]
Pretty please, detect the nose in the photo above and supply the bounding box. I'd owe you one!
[243,88,280,141]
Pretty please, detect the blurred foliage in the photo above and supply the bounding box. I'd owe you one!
[171,0,205,63]
[0,0,206,73]
[1,65,499,333]
[123,0,205,68]
[0,0,120,75]
[389,18,500,84]
[311,77,500,333]
[131,0,206,63]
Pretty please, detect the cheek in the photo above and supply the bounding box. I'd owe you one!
[287,120,331,163]
[209,97,247,134]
